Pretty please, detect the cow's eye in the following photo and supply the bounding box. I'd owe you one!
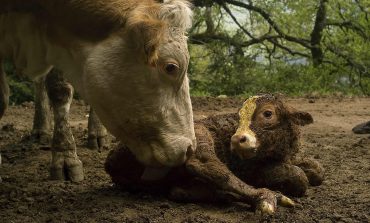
[263,110,273,119]
[164,63,179,75]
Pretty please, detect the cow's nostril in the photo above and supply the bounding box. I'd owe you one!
[239,135,247,143]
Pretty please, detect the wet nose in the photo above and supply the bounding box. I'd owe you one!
[186,144,194,157]
[231,133,258,149]
[231,134,248,147]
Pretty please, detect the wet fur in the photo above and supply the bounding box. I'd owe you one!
[105,95,324,203]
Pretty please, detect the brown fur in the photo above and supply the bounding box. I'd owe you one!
[0,0,176,63]
[105,95,324,206]
[0,0,151,40]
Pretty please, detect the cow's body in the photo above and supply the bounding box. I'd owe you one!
[0,0,196,181]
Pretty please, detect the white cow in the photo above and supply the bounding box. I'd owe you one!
[0,0,196,182]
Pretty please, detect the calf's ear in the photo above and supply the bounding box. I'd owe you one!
[287,106,314,126]
[126,10,166,66]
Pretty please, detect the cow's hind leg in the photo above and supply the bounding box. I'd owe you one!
[32,76,52,145]
[87,108,107,150]
[46,69,83,182]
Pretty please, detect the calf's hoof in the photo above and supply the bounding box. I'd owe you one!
[255,188,295,215]
[87,135,107,150]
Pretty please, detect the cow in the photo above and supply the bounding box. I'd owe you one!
[0,0,196,182]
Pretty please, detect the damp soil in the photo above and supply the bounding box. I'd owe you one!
[0,97,369,223]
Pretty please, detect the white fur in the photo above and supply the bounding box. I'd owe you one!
[0,2,196,168]
[160,0,193,31]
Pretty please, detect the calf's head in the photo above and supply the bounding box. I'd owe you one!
[231,94,313,161]
[81,0,196,168]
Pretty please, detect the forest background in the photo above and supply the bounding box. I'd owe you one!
[5,0,370,104]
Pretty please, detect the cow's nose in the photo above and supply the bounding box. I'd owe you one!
[186,144,194,157]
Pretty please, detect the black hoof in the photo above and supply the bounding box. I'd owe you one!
[352,121,370,134]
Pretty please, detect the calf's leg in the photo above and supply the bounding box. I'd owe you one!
[292,157,324,186]
[32,76,52,145]
[46,69,83,182]
[186,124,294,214]
[87,108,107,150]
[256,163,309,197]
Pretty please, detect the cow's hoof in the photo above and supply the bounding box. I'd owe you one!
[65,158,84,182]
[352,121,370,134]
[50,157,84,182]
[50,166,66,180]
[87,135,107,150]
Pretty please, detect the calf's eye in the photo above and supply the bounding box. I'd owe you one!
[164,63,179,75]
[263,110,273,119]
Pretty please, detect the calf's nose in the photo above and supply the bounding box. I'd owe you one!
[230,133,257,150]
[231,134,248,147]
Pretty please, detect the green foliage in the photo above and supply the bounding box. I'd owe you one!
[189,45,369,97]
[189,0,370,97]
[4,0,370,101]
[3,61,34,104]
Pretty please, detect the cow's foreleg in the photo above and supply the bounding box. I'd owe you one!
[87,108,107,150]
[32,76,52,145]
[46,69,83,182]
[0,59,9,120]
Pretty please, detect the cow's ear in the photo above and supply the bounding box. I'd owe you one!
[286,106,313,126]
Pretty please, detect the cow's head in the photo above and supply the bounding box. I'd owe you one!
[231,94,313,161]
[78,0,196,169]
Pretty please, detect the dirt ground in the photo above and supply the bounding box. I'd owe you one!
[0,97,369,223]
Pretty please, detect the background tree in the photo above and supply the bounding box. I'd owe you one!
[3,0,370,104]
[189,0,370,96]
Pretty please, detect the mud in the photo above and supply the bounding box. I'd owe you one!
[0,97,369,223]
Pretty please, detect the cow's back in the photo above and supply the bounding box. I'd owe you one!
[0,13,52,78]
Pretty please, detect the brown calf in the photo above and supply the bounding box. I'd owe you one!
[106,94,325,213]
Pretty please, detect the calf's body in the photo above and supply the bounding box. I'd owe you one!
[106,95,324,212]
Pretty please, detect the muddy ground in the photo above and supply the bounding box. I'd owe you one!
[0,97,369,223]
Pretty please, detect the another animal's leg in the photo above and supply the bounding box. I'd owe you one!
[32,76,52,145]
[186,124,294,214]
[87,108,107,150]
[257,163,309,197]
[0,59,9,120]
[291,157,325,186]
[46,69,83,182]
